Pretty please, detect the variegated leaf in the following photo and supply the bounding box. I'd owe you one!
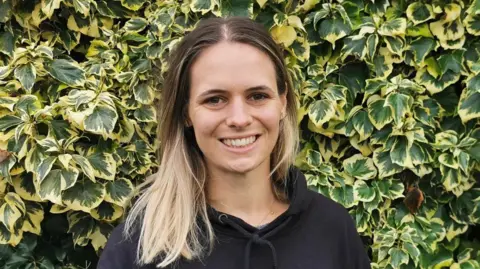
[308,99,335,128]
[0,192,25,233]
[62,180,105,213]
[90,201,123,222]
[104,178,134,207]
[407,3,435,25]
[343,154,377,180]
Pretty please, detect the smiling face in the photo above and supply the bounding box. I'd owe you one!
[187,41,287,175]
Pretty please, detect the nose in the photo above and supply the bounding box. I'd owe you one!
[225,97,252,128]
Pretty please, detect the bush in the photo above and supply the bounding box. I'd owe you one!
[0,0,479,268]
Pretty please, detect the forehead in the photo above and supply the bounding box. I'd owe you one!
[189,41,277,94]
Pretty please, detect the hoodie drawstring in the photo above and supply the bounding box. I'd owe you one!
[219,214,293,269]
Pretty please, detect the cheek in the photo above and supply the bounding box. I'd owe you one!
[191,112,219,142]
[259,110,282,130]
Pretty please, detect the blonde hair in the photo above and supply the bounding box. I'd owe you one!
[124,16,299,268]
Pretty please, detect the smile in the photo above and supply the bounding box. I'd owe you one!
[220,135,258,148]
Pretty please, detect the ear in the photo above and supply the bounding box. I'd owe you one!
[185,117,192,127]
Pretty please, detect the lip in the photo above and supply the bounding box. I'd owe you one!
[219,134,260,140]
[219,135,260,154]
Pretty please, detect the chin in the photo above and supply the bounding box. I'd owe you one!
[224,161,259,174]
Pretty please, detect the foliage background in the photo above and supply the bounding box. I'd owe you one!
[0,0,479,268]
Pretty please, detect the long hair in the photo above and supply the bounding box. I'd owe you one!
[124,16,299,268]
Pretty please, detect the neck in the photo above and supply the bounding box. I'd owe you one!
[206,163,286,226]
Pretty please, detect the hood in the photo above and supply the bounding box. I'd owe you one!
[206,166,313,269]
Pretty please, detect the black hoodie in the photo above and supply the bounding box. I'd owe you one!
[97,167,371,269]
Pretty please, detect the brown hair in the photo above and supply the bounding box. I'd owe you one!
[125,16,299,268]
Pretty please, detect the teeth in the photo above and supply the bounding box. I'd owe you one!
[222,136,257,147]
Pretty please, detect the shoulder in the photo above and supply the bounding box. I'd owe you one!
[306,189,354,224]
[304,190,372,267]
[97,222,141,269]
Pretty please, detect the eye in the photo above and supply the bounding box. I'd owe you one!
[205,96,225,106]
[249,93,269,101]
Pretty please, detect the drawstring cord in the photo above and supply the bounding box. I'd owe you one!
[219,214,293,269]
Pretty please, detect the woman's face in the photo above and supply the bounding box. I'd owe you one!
[188,41,286,175]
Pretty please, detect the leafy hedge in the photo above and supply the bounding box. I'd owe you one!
[0,0,479,268]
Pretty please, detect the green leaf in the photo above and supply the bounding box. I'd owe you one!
[341,34,366,60]
[124,18,148,32]
[378,18,407,36]
[407,23,434,37]
[90,201,123,221]
[96,0,133,18]
[384,36,404,55]
[371,55,393,78]
[71,155,95,182]
[36,137,61,153]
[367,97,393,130]
[306,149,323,169]
[385,93,412,127]
[12,173,40,203]
[319,16,351,48]
[329,185,356,208]
[87,152,116,181]
[440,165,461,191]
[84,104,119,138]
[89,222,113,252]
[391,136,413,168]
[104,178,134,207]
[37,168,79,204]
[132,59,151,73]
[67,211,95,246]
[409,37,436,65]
[0,97,17,111]
[0,115,23,131]
[189,0,214,14]
[430,19,465,45]
[352,110,374,142]
[62,180,106,213]
[434,131,458,150]
[464,14,480,36]
[45,59,85,87]
[71,0,90,17]
[133,105,156,123]
[0,193,25,232]
[365,78,388,96]
[416,68,460,94]
[16,95,42,115]
[271,25,297,47]
[343,154,377,180]
[0,0,12,23]
[366,33,379,60]
[21,201,44,235]
[389,247,409,268]
[410,142,433,165]
[420,245,454,268]
[308,99,335,127]
[218,0,251,17]
[0,30,14,57]
[353,180,376,202]
[14,63,36,91]
[36,156,57,183]
[42,0,63,18]
[437,50,464,75]
[120,0,147,11]
[407,3,435,25]
[458,92,480,123]
[438,153,459,169]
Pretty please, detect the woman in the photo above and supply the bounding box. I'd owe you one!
[98,16,371,269]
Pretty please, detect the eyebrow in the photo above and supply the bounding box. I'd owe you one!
[197,85,274,99]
